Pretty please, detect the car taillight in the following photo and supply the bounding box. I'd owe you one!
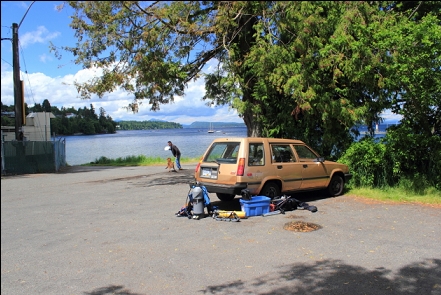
[195,157,202,173]
[237,158,245,176]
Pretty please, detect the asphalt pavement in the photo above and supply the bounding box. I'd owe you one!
[1,165,440,295]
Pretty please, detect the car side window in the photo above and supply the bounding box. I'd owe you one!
[248,143,264,166]
[293,145,318,161]
[270,144,295,163]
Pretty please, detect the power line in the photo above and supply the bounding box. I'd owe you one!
[18,1,36,29]
[1,57,13,67]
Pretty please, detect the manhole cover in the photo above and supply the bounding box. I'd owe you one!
[284,221,321,232]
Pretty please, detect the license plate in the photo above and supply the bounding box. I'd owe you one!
[201,167,218,179]
[201,168,212,177]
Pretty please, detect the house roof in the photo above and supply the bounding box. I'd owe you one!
[27,112,56,118]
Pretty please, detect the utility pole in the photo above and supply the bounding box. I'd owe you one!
[6,1,36,140]
[12,22,24,140]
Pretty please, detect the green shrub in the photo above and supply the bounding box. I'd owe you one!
[384,126,441,190]
[91,156,112,164]
[339,138,394,188]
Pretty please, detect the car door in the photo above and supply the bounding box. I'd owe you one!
[244,141,271,194]
[292,144,329,189]
[269,143,302,191]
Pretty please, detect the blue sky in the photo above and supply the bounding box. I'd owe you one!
[1,1,400,124]
[1,1,243,124]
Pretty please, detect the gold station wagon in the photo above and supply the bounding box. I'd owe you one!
[194,137,352,201]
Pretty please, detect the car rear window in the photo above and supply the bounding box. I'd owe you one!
[204,142,240,164]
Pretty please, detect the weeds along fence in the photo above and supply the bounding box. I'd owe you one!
[1,138,66,175]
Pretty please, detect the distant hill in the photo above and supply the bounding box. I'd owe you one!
[186,121,246,129]
[115,120,245,130]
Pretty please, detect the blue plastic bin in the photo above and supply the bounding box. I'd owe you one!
[239,196,270,217]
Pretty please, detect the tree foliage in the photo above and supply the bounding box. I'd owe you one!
[53,1,440,160]
[2,102,118,136]
[42,99,52,112]
[117,120,182,130]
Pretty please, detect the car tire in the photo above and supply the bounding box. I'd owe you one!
[216,193,236,202]
[260,182,281,200]
[327,174,344,196]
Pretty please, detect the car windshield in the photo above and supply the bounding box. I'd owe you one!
[204,142,240,163]
[293,145,319,161]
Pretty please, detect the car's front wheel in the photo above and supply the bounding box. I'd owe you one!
[216,193,236,202]
[328,175,344,196]
[260,182,281,200]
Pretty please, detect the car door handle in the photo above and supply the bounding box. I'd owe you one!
[277,165,282,169]
[303,164,308,168]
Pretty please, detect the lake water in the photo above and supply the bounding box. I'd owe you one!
[63,124,393,166]
[63,127,248,166]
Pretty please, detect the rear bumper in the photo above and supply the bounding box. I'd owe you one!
[345,173,353,183]
[198,182,248,195]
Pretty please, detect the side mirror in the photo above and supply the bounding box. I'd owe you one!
[314,157,324,163]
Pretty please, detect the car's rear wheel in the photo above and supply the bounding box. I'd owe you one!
[216,193,236,202]
[260,182,281,200]
[328,175,344,196]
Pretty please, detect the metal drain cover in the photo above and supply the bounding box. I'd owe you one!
[284,221,321,232]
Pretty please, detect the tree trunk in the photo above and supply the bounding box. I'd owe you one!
[243,110,262,137]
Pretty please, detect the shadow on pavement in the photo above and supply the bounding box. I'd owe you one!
[203,258,441,295]
[84,284,142,295]
[83,258,440,295]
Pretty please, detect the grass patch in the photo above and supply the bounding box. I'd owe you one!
[84,155,201,166]
[347,186,441,206]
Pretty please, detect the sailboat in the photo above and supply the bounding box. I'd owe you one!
[208,122,214,133]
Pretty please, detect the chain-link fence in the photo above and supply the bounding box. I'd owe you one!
[1,138,66,175]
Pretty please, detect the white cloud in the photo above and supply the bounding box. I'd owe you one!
[380,109,402,123]
[39,53,53,63]
[19,26,60,48]
[0,60,243,124]
[17,1,29,10]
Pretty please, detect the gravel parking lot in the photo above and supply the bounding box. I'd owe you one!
[1,165,440,295]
